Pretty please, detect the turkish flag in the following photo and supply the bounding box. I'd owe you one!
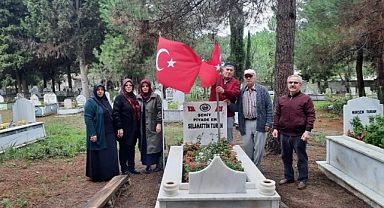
[199,41,221,88]
[156,37,202,93]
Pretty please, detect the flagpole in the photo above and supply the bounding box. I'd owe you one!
[215,76,221,140]
[160,84,165,169]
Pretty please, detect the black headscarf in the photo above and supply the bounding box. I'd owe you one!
[91,83,113,116]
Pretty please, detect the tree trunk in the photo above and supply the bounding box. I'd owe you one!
[377,41,384,104]
[266,0,296,155]
[356,47,365,97]
[15,70,22,93]
[67,64,72,90]
[80,58,90,99]
[229,3,245,80]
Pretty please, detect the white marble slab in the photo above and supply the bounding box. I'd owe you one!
[156,145,280,208]
[63,99,72,109]
[317,135,384,208]
[76,95,86,107]
[0,122,46,152]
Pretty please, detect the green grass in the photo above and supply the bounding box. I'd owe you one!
[0,114,86,163]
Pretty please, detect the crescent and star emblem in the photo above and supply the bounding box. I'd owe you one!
[156,48,176,71]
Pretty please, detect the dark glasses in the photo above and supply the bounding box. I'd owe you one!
[288,81,300,85]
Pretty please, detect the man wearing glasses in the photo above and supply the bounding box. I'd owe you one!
[272,74,316,190]
[227,69,273,168]
[209,62,241,142]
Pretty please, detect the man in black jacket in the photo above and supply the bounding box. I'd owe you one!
[272,74,316,190]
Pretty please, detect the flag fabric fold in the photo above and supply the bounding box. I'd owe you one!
[155,37,202,93]
[199,41,221,88]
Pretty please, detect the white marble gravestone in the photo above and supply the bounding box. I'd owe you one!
[76,95,86,107]
[183,101,227,145]
[343,97,383,134]
[350,87,356,96]
[154,89,162,97]
[0,89,5,95]
[43,93,58,105]
[16,93,24,99]
[12,98,36,123]
[29,86,41,98]
[0,95,4,103]
[63,99,72,109]
[165,88,175,100]
[30,94,41,106]
[189,156,247,194]
[173,91,185,104]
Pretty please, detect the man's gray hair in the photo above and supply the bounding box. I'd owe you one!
[287,74,303,83]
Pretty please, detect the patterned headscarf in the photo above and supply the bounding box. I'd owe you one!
[121,78,140,120]
[139,79,153,102]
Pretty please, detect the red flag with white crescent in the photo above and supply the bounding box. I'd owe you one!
[156,37,202,93]
[199,41,221,88]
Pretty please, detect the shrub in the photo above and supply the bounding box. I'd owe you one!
[348,115,384,149]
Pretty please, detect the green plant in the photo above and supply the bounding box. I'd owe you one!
[182,139,244,182]
[167,101,179,110]
[1,198,11,208]
[348,115,384,148]
[325,95,350,115]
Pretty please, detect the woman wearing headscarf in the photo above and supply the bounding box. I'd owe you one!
[137,79,163,174]
[113,79,141,175]
[84,83,119,181]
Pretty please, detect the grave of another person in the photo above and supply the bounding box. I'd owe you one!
[0,98,45,152]
[35,93,58,116]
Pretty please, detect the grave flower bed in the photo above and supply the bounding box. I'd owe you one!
[182,139,244,182]
[347,115,384,149]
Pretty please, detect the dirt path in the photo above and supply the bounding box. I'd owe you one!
[0,110,371,208]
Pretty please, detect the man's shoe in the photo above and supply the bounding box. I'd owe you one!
[129,169,141,174]
[145,167,152,174]
[279,179,294,185]
[298,181,306,189]
[122,170,131,176]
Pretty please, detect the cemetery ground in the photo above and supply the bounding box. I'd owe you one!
[0,109,372,208]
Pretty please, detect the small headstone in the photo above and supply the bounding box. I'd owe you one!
[43,93,58,105]
[365,87,372,95]
[63,99,72,109]
[166,88,175,100]
[325,88,332,94]
[173,91,185,104]
[343,97,383,134]
[0,89,5,95]
[350,87,356,96]
[12,98,36,123]
[29,86,41,98]
[0,95,4,103]
[76,95,86,107]
[30,94,41,106]
[0,114,2,124]
[189,156,246,194]
[16,93,24,99]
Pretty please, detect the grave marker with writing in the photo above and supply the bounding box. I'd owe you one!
[343,97,383,134]
[183,101,227,145]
